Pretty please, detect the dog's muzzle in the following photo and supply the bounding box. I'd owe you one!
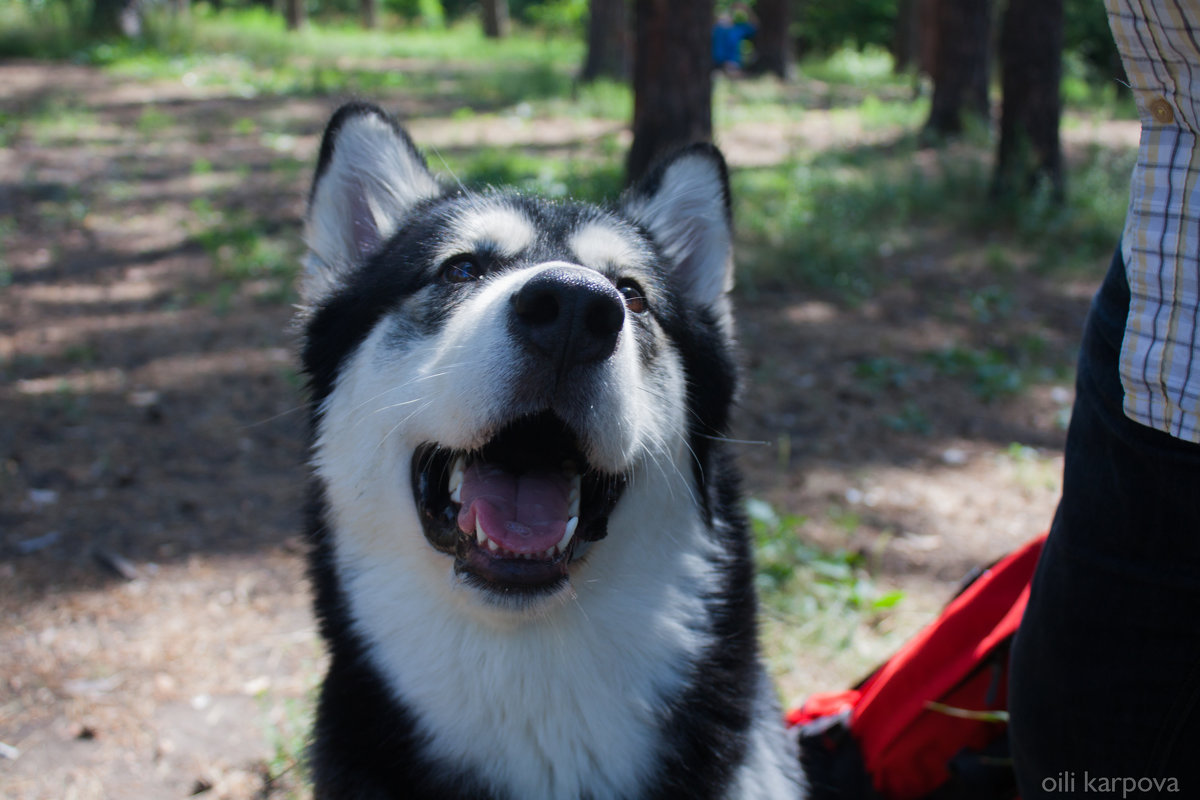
[411,266,631,596]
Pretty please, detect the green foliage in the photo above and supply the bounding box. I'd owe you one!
[188,198,300,309]
[799,45,897,89]
[855,356,916,393]
[0,0,91,58]
[733,134,965,302]
[517,0,586,33]
[383,0,444,27]
[135,106,174,134]
[882,401,932,435]
[748,498,902,613]
[0,2,583,72]
[1064,0,1121,76]
[446,148,623,204]
[923,344,1048,402]
[734,131,1131,303]
[794,0,895,55]
[0,218,14,290]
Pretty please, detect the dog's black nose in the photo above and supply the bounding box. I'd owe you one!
[510,266,625,368]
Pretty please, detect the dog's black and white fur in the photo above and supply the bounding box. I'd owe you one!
[298,103,803,799]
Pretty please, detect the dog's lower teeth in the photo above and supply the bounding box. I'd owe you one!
[558,516,579,553]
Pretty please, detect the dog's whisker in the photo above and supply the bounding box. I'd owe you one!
[239,404,308,429]
[374,399,436,457]
[346,363,470,421]
[694,433,772,446]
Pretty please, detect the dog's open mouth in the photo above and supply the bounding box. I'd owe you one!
[411,412,626,594]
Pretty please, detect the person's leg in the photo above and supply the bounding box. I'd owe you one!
[1010,246,1200,797]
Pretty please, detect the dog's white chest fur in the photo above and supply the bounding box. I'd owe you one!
[335,479,718,800]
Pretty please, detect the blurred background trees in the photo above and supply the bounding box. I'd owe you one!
[921,0,991,139]
[580,0,629,81]
[994,0,1066,199]
[8,0,1123,197]
[626,0,713,183]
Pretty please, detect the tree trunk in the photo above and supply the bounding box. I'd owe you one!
[892,0,918,73]
[753,0,793,80]
[922,0,991,137]
[361,0,378,29]
[90,0,142,37]
[581,0,631,82]
[917,0,938,79]
[482,0,509,38]
[994,0,1064,199]
[627,0,714,184]
[284,0,305,30]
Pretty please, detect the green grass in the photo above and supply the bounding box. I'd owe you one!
[0,9,1135,692]
[854,335,1065,410]
[749,498,903,620]
[444,147,624,203]
[188,198,301,309]
[262,694,314,799]
[733,137,1131,301]
[924,345,1031,402]
[799,45,907,90]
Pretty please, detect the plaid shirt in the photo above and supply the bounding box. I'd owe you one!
[1108,0,1200,443]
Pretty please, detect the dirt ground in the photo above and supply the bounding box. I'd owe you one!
[0,60,1137,798]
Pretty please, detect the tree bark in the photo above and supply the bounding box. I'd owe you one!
[581,0,631,82]
[284,0,305,30]
[361,0,378,30]
[917,0,938,79]
[752,0,793,80]
[482,0,509,38]
[892,0,918,73]
[90,0,142,37]
[993,0,1064,199]
[627,0,714,184]
[922,0,991,137]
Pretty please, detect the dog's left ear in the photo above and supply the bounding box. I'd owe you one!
[302,103,443,305]
[622,144,734,321]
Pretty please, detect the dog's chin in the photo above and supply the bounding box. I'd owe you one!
[410,411,626,601]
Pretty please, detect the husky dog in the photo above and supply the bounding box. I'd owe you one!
[298,102,803,800]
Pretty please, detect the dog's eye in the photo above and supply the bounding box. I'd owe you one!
[616,279,648,314]
[441,256,484,284]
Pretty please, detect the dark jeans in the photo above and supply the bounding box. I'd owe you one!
[1010,247,1200,797]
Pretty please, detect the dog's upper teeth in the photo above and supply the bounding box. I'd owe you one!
[448,456,465,504]
[568,474,581,519]
[556,516,579,555]
[475,517,487,546]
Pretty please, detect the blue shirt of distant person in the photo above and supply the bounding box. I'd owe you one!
[713,11,756,72]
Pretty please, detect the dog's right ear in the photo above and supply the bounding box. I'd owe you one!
[302,103,442,305]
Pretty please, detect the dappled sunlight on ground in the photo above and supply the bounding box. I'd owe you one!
[0,47,1136,797]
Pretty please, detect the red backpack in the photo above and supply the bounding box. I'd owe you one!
[788,534,1045,800]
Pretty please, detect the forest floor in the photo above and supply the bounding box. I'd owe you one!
[0,49,1138,799]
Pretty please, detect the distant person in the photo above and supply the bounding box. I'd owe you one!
[712,3,757,75]
[1009,1,1200,797]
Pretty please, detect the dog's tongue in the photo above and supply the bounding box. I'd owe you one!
[457,462,570,554]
